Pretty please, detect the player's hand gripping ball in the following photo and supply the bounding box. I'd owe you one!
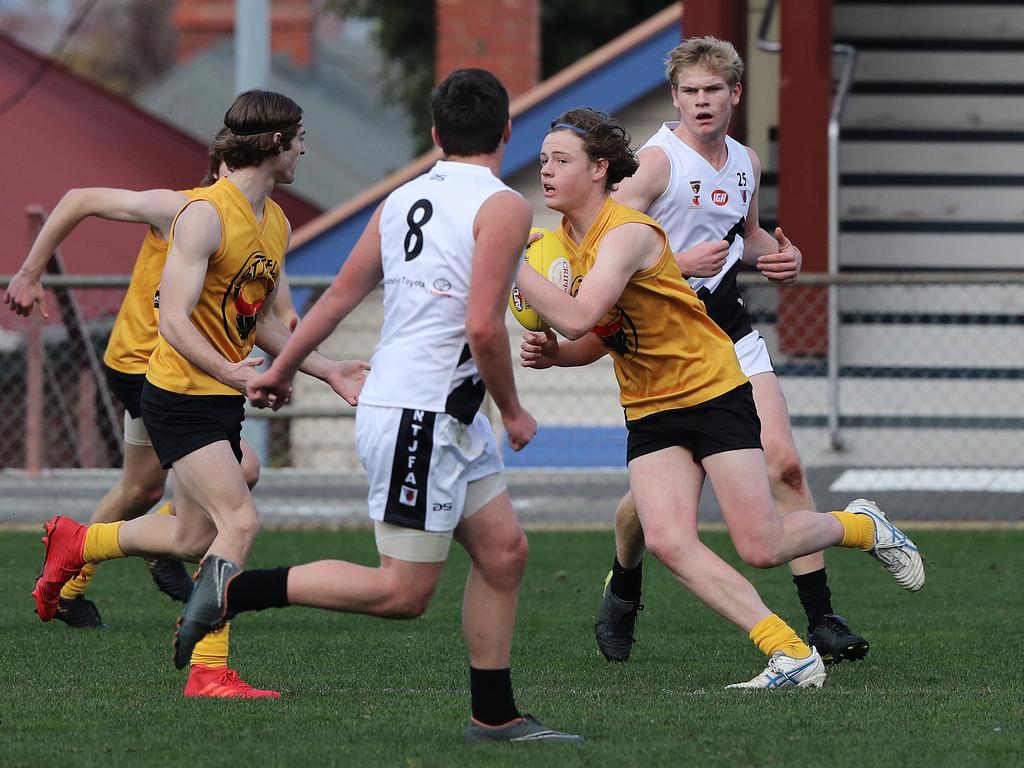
[508,228,574,332]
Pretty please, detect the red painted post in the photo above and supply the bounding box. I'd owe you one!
[78,367,97,468]
[25,312,43,473]
[435,0,540,99]
[777,1,832,354]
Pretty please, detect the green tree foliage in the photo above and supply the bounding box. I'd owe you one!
[539,0,674,76]
[328,0,673,153]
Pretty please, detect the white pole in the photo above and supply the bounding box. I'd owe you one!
[235,0,271,466]
[235,0,270,92]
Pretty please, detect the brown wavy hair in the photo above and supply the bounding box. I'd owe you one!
[549,108,639,191]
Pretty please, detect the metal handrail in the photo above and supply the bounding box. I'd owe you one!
[756,0,782,52]
[828,44,858,449]
[756,0,859,450]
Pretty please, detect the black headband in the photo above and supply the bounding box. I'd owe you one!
[225,122,297,137]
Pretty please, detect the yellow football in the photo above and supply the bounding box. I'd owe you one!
[508,227,574,332]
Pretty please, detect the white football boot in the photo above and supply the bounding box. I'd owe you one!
[727,648,827,690]
[846,498,925,592]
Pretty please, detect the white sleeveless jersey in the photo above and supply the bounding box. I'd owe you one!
[358,160,515,420]
[640,124,755,341]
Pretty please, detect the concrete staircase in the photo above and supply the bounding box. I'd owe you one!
[757,1,1024,468]
[763,0,1024,270]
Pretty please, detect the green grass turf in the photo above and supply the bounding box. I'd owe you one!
[0,527,1021,767]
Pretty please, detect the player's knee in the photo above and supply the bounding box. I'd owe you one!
[124,480,166,511]
[380,580,436,619]
[240,452,261,490]
[766,450,805,494]
[734,538,784,569]
[644,530,689,569]
[480,530,528,590]
[177,529,216,562]
[615,492,638,526]
[219,504,261,546]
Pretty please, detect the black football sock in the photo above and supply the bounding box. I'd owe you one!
[609,556,643,603]
[226,567,291,614]
[470,667,520,726]
[793,568,833,631]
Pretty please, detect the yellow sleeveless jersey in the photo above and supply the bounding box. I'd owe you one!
[555,197,747,421]
[102,188,204,375]
[146,177,287,396]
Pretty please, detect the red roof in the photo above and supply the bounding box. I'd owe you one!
[0,33,320,326]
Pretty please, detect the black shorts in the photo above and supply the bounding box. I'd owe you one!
[625,382,762,464]
[140,381,245,470]
[103,364,146,419]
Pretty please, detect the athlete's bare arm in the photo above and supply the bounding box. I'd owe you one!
[247,203,385,409]
[4,187,187,318]
[467,190,536,451]
[520,329,606,370]
[611,146,670,212]
[251,229,370,406]
[159,201,265,393]
[272,268,299,330]
[517,222,661,341]
[741,147,802,284]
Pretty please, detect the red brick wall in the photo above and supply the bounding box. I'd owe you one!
[435,0,540,98]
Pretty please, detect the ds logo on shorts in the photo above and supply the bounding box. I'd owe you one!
[712,190,729,206]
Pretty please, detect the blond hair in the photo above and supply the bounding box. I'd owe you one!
[665,36,744,88]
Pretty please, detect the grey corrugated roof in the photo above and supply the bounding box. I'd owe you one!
[135,36,415,210]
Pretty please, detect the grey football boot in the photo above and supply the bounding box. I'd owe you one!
[465,714,584,743]
[595,570,642,662]
[173,555,240,669]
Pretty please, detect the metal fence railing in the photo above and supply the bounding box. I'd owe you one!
[2,273,1022,518]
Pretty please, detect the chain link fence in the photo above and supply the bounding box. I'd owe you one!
[1,273,1022,520]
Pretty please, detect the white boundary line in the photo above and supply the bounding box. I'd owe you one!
[831,468,1024,494]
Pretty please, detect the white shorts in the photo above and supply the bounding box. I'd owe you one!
[355,403,505,533]
[734,330,774,378]
[123,411,153,447]
[373,472,507,563]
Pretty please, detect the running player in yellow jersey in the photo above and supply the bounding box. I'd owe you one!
[516,109,924,688]
[596,37,867,666]
[29,91,369,698]
[3,134,297,630]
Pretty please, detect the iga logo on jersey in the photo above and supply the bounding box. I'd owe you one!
[712,190,729,206]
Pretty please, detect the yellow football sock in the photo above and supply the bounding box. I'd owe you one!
[190,623,230,669]
[750,614,812,659]
[154,501,173,516]
[60,562,98,600]
[829,511,875,550]
[82,521,125,563]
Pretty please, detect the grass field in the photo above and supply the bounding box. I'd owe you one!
[1,526,1021,767]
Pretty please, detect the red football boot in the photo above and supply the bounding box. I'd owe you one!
[32,516,88,621]
[183,665,282,699]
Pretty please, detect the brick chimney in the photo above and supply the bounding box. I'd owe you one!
[435,0,540,99]
[172,0,315,69]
